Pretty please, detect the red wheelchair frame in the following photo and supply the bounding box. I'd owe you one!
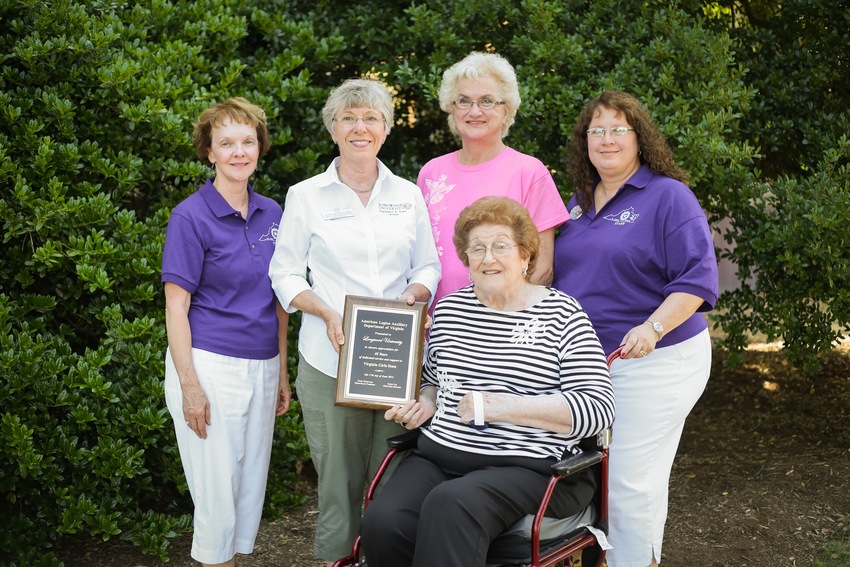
[332,348,622,567]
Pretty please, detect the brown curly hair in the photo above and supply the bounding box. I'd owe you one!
[452,196,539,278]
[566,91,689,211]
[192,97,270,162]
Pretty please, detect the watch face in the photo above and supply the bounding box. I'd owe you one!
[653,322,663,332]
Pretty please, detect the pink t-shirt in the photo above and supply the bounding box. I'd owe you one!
[417,147,569,306]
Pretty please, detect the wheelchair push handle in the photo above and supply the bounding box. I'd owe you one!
[606,346,624,368]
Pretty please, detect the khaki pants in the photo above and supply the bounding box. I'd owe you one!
[295,357,406,561]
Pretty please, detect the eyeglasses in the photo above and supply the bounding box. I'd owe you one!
[466,242,518,259]
[453,97,505,110]
[334,114,384,126]
[586,127,635,138]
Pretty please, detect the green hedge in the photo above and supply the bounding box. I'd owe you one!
[718,137,850,373]
[1,0,848,563]
[0,0,331,563]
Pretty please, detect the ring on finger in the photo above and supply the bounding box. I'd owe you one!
[401,422,407,427]
[639,349,647,357]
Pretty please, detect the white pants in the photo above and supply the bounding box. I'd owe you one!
[605,330,711,567]
[164,348,279,564]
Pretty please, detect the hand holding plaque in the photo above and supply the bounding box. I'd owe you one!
[335,295,427,410]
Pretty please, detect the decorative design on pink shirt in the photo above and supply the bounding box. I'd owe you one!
[423,174,456,257]
[510,318,544,345]
[603,207,640,225]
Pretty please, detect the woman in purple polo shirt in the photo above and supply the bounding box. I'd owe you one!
[552,91,718,567]
[162,98,291,567]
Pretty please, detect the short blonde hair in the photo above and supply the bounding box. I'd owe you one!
[322,78,393,136]
[452,196,539,277]
[438,52,521,138]
[193,97,270,160]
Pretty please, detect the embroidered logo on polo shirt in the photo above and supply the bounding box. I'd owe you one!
[378,202,413,215]
[259,222,279,241]
[603,207,639,225]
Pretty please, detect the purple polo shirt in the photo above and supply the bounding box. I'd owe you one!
[552,164,718,355]
[162,179,283,360]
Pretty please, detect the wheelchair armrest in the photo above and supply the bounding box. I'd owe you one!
[386,428,421,450]
[551,449,603,477]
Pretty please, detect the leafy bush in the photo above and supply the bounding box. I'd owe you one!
[302,0,757,218]
[713,0,850,179]
[702,1,850,369]
[1,0,330,562]
[2,0,849,562]
[717,136,850,372]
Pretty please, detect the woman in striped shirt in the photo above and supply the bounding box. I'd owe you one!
[360,196,615,567]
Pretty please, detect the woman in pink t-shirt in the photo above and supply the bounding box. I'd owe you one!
[417,51,569,306]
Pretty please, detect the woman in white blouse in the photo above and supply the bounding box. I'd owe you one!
[268,78,441,566]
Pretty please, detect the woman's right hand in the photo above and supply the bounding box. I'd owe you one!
[324,310,345,353]
[182,382,211,439]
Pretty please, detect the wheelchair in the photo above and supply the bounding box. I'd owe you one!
[332,348,620,567]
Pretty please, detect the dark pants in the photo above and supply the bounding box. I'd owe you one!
[360,434,596,567]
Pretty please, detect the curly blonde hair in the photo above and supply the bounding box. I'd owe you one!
[437,51,521,139]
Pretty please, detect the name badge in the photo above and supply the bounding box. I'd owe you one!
[322,208,354,221]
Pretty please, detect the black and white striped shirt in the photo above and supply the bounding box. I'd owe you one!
[421,286,615,460]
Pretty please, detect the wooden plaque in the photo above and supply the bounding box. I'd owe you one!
[335,295,427,410]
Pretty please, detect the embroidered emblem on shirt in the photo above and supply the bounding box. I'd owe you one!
[424,175,456,256]
[378,202,413,215]
[569,205,583,220]
[434,368,458,421]
[259,222,279,242]
[603,207,639,225]
[510,318,544,345]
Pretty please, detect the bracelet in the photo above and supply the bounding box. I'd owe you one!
[469,391,489,430]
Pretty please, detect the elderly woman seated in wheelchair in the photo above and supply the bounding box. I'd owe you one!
[358,196,616,567]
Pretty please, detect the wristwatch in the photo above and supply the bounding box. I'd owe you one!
[646,319,664,341]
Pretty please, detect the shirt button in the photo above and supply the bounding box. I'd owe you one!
[251,244,255,248]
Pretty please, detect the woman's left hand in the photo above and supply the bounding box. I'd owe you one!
[619,323,658,359]
[385,399,435,429]
[276,370,292,416]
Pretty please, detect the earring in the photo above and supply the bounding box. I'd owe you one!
[468,272,473,283]
[522,267,528,278]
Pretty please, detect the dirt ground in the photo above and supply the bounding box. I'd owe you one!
[58,343,850,567]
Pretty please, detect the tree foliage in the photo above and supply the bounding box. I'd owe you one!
[0,0,327,563]
[1,0,847,563]
[703,1,850,368]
